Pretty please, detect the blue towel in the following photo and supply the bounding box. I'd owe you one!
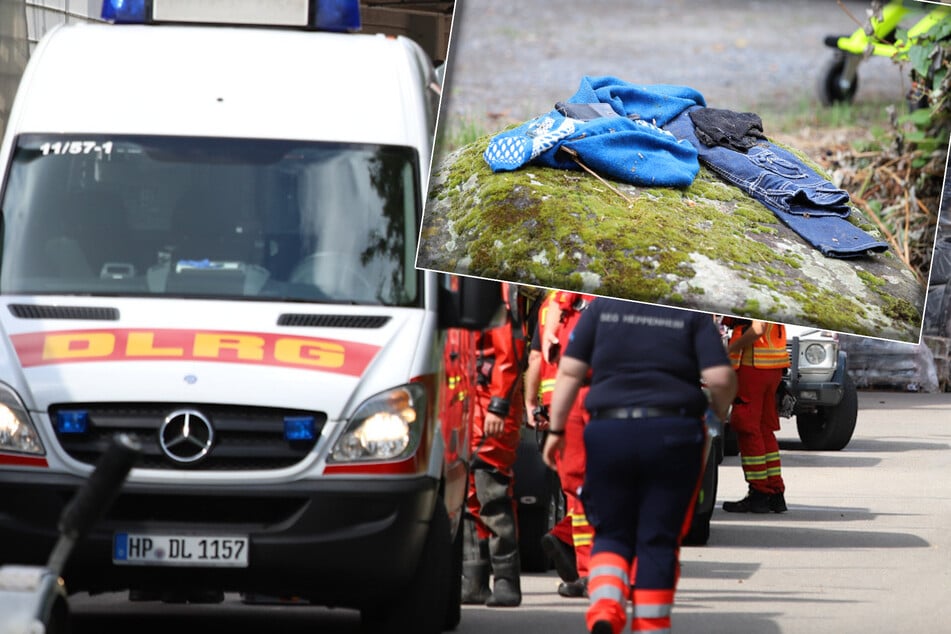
[484,77,705,187]
[565,75,706,125]
[537,117,702,187]
[482,111,579,171]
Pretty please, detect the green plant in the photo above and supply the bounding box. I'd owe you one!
[897,12,951,156]
[838,4,950,283]
[434,116,489,161]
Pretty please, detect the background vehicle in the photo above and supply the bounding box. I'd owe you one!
[818,0,950,106]
[724,325,859,454]
[681,408,723,546]
[0,2,496,633]
[780,326,859,451]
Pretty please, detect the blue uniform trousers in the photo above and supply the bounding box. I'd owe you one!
[582,416,705,590]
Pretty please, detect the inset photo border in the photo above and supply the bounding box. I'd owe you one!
[419,0,951,344]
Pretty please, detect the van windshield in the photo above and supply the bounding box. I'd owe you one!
[0,134,422,306]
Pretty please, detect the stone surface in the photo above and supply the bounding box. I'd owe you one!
[418,136,926,343]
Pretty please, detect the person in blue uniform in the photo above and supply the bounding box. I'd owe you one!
[542,300,736,634]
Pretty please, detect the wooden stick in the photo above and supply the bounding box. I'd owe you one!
[559,146,635,205]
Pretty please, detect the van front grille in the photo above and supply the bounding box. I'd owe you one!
[50,403,325,471]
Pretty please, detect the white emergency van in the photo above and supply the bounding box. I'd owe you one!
[0,1,497,632]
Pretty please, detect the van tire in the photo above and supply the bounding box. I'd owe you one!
[443,516,463,631]
[796,375,858,451]
[360,498,451,634]
[722,424,740,457]
[683,438,719,546]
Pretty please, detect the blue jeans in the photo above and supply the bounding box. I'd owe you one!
[665,107,888,258]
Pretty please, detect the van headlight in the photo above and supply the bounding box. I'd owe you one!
[330,384,425,462]
[803,343,828,366]
[0,384,44,455]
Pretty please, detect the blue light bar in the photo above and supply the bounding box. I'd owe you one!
[101,0,148,23]
[313,0,361,32]
[101,0,361,32]
[284,416,317,442]
[56,410,90,434]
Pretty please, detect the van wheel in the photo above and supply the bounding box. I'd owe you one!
[683,505,712,546]
[796,375,858,450]
[443,516,463,631]
[360,498,451,634]
[722,424,740,457]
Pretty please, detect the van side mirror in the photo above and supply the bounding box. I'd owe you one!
[438,277,505,330]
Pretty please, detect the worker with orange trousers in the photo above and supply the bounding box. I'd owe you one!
[541,291,595,598]
[524,291,596,597]
[523,291,577,579]
[721,318,790,514]
[461,283,527,607]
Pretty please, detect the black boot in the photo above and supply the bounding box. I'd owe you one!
[769,491,788,513]
[486,575,521,607]
[722,488,770,513]
[540,533,578,582]
[461,561,491,604]
[486,547,522,607]
[474,468,522,607]
[460,530,491,604]
[557,576,588,598]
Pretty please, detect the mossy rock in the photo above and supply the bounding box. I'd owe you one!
[418,135,926,343]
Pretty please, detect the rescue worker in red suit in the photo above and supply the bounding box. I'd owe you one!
[523,292,580,584]
[460,284,527,607]
[721,318,790,514]
[539,291,595,598]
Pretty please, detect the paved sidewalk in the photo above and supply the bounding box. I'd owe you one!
[458,391,951,633]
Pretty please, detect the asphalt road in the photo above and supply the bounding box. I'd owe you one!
[68,391,951,633]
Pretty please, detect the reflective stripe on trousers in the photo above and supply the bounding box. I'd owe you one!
[632,588,674,633]
[586,552,630,634]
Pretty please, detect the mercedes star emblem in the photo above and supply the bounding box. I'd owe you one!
[159,409,214,464]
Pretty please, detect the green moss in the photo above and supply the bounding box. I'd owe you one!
[427,136,921,339]
[442,139,826,298]
[684,169,742,202]
[882,296,921,322]
[732,200,776,224]
[780,254,803,269]
[857,269,886,290]
[748,275,780,291]
[796,291,870,334]
[736,298,761,314]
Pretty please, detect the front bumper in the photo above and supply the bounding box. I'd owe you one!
[789,380,844,409]
[0,470,438,607]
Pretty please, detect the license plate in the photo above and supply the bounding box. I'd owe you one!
[113,533,249,568]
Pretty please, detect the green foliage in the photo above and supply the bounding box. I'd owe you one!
[894,13,950,152]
